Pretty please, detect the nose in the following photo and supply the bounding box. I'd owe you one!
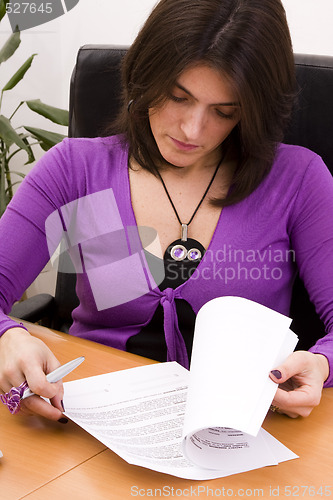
[180,106,206,141]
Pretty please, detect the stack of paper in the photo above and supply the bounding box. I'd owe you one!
[63,296,299,479]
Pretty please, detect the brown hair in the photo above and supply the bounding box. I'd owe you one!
[113,0,297,206]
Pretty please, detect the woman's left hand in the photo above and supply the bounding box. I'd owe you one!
[269,350,329,418]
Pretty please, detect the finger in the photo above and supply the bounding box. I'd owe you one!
[23,367,65,414]
[274,385,310,407]
[270,398,304,418]
[270,399,299,418]
[275,408,299,418]
[0,377,63,419]
[0,356,27,392]
[0,372,25,393]
[272,388,315,418]
[50,382,65,412]
[25,367,62,400]
[0,363,31,411]
[23,379,64,409]
[272,404,311,419]
[270,351,311,384]
[6,360,64,416]
[22,354,63,400]
[21,394,64,421]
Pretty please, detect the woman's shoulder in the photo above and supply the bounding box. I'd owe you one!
[276,143,324,169]
[31,134,129,182]
[271,143,331,186]
[31,134,129,174]
[250,143,332,210]
[24,134,129,204]
[55,134,128,158]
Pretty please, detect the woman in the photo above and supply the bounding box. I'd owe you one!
[0,0,332,422]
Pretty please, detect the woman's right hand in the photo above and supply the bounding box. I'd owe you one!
[0,327,64,420]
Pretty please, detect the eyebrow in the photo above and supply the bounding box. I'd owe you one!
[174,82,240,107]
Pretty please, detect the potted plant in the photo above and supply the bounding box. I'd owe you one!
[0,0,68,216]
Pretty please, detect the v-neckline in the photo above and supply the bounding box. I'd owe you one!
[124,152,228,291]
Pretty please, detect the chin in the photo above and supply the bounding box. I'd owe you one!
[164,158,194,169]
[160,150,197,168]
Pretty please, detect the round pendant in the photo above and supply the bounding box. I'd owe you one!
[170,244,187,261]
[160,237,205,289]
[187,248,202,261]
[165,238,205,262]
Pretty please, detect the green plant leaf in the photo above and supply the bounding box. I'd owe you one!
[26,99,69,126]
[0,153,8,216]
[0,114,29,151]
[0,0,10,21]
[21,136,35,164]
[0,31,21,64]
[2,54,37,92]
[6,171,25,179]
[5,181,24,198]
[24,126,66,151]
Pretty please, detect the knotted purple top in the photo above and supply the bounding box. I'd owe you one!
[0,136,333,385]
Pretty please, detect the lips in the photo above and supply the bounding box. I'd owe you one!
[170,137,199,151]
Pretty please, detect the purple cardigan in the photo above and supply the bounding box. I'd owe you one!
[1,136,333,385]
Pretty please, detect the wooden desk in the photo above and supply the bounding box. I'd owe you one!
[1,322,332,500]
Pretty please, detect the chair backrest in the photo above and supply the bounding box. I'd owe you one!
[283,54,333,349]
[58,45,333,347]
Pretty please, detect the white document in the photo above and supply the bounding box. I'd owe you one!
[63,297,299,480]
[183,296,298,440]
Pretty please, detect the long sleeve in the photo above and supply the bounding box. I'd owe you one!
[0,139,75,335]
[288,153,333,386]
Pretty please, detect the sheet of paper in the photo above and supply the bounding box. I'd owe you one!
[64,361,297,480]
[182,296,298,440]
[182,427,297,473]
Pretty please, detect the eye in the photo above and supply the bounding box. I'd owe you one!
[169,94,187,103]
[215,108,235,120]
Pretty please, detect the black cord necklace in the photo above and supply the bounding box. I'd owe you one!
[156,153,225,264]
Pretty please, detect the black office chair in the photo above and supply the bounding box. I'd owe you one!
[11,46,333,349]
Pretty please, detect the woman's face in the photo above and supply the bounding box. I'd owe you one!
[149,64,240,170]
